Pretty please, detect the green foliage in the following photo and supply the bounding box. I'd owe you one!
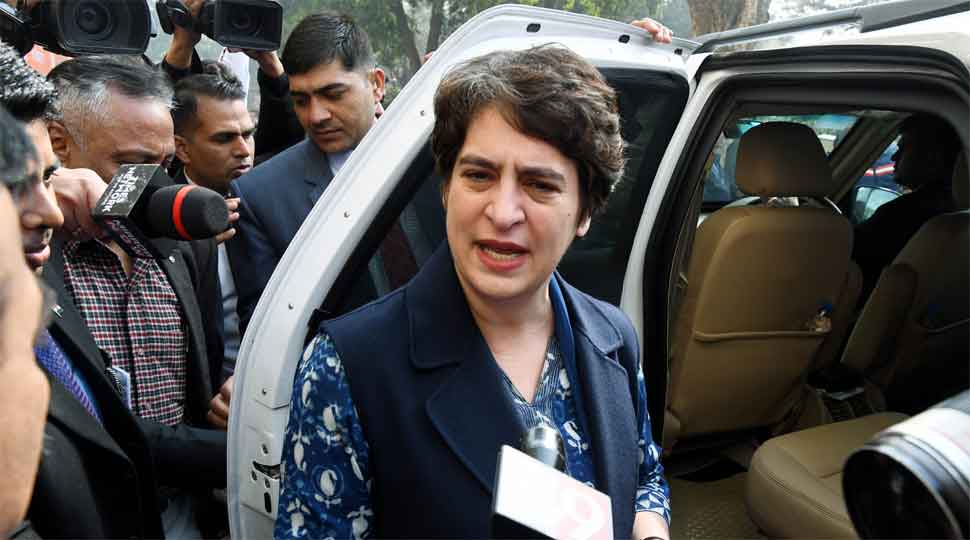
[279,0,671,104]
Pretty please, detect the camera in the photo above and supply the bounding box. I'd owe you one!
[0,0,152,56]
[157,0,282,51]
[843,390,970,539]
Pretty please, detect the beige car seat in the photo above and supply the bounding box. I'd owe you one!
[665,122,858,449]
[841,150,969,413]
[745,411,908,538]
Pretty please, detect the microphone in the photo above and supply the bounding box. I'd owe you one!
[522,423,567,472]
[491,424,613,540]
[92,164,229,258]
[145,185,231,240]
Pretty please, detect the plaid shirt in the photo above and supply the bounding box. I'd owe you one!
[62,239,188,426]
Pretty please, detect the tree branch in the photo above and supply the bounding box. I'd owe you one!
[426,0,444,53]
[388,0,422,77]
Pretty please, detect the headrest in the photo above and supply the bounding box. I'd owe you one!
[735,122,835,197]
[952,149,968,209]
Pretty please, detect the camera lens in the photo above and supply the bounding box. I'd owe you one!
[843,392,970,539]
[74,0,113,37]
[228,8,260,36]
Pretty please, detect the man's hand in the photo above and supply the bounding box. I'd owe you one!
[50,167,107,242]
[207,375,233,430]
[630,17,673,44]
[214,197,239,245]
[163,0,205,70]
[229,48,284,79]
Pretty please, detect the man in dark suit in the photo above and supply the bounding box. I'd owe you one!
[172,61,254,386]
[41,55,228,537]
[228,11,386,335]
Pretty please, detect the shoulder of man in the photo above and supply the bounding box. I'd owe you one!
[233,138,311,193]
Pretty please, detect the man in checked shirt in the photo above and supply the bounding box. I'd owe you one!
[45,55,229,538]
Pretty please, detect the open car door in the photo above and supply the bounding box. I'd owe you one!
[228,6,694,537]
[229,0,969,536]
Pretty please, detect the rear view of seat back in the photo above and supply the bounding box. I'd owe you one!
[665,122,856,448]
[842,150,970,413]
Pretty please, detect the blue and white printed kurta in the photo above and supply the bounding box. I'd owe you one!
[275,292,670,539]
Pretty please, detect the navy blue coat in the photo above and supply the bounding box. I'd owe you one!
[324,245,641,538]
[227,139,333,334]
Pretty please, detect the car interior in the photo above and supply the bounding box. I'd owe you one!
[658,109,967,539]
[306,65,967,538]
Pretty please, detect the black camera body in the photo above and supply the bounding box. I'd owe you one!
[157,0,282,51]
[0,0,152,56]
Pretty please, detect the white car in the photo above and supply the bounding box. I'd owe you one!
[230,1,969,537]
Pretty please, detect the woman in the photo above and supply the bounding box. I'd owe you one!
[276,44,670,540]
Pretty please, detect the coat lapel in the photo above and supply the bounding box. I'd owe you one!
[43,246,106,374]
[151,237,212,422]
[44,375,130,459]
[303,140,334,206]
[41,242,133,460]
[558,277,639,502]
[410,246,523,493]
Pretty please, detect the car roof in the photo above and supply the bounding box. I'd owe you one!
[692,0,970,72]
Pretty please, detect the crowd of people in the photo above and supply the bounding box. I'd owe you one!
[4,3,956,539]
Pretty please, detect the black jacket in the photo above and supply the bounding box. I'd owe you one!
[27,235,228,538]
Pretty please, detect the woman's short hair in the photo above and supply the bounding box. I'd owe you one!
[432,44,624,219]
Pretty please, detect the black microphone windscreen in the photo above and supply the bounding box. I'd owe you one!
[521,424,566,472]
[146,185,229,240]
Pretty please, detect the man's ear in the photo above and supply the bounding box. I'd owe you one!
[174,134,192,165]
[47,121,73,164]
[370,67,386,103]
[576,214,592,238]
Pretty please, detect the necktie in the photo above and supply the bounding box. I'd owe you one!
[379,220,419,290]
[34,329,103,425]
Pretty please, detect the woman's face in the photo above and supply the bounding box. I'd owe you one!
[444,106,591,307]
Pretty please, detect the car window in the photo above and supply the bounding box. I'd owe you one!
[702,113,860,205]
[326,72,688,314]
[848,136,904,223]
